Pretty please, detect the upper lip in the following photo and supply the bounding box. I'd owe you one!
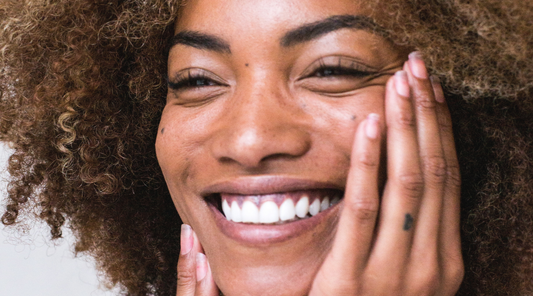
[200,175,344,197]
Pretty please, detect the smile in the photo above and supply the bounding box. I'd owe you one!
[220,190,342,224]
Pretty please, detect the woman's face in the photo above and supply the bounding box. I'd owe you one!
[156,0,406,294]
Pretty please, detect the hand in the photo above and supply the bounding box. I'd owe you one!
[309,52,464,295]
[175,224,219,296]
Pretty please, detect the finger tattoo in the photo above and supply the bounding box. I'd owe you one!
[403,213,414,231]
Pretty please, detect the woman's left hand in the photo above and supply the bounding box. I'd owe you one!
[308,52,464,295]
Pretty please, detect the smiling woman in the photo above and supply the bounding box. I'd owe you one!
[1,0,533,295]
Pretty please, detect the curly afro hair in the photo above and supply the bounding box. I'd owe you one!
[1,0,533,295]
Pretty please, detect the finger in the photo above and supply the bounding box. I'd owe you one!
[402,53,446,294]
[369,70,423,276]
[309,114,382,295]
[195,253,219,296]
[405,53,446,253]
[176,224,200,296]
[336,114,382,271]
[432,76,464,293]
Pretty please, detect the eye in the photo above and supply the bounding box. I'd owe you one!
[167,68,228,105]
[298,56,379,95]
[168,69,222,91]
[311,66,372,78]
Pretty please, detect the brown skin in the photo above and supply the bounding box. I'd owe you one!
[2,0,533,295]
[157,0,462,295]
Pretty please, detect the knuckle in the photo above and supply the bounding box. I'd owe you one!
[410,269,440,295]
[345,198,379,221]
[415,94,437,111]
[423,155,447,182]
[355,149,379,169]
[438,115,453,130]
[177,267,195,287]
[395,111,416,129]
[446,164,462,188]
[397,172,424,199]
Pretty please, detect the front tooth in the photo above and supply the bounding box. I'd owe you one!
[309,198,320,216]
[242,200,260,223]
[222,199,232,220]
[231,201,242,222]
[320,197,330,212]
[259,201,279,223]
[295,195,309,218]
[279,199,296,221]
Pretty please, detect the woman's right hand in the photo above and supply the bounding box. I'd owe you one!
[176,224,219,296]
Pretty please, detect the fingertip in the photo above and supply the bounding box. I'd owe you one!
[365,113,381,140]
[180,224,193,255]
[430,75,445,103]
[196,253,208,282]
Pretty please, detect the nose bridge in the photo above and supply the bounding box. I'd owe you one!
[210,73,311,168]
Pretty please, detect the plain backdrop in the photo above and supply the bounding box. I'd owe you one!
[0,144,118,296]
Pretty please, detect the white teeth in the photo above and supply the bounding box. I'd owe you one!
[231,201,242,222]
[330,196,340,206]
[320,197,330,212]
[279,199,296,221]
[309,198,320,216]
[295,196,310,218]
[222,199,232,220]
[259,201,280,223]
[242,200,259,223]
[222,193,341,224]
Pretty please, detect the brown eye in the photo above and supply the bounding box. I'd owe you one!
[167,68,228,106]
[297,56,379,95]
[168,69,222,90]
[311,66,372,78]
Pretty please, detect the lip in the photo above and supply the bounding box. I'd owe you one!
[201,175,344,196]
[203,176,344,246]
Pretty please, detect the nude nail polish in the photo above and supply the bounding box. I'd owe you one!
[394,71,410,97]
[180,224,193,255]
[196,253,207,281]
[408,51,428,79]
[365,113,380,139]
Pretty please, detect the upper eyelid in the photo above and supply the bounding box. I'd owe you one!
[300,56,378,78]
[168,68,228,87]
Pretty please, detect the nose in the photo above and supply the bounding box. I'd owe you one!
[209,79,311,169]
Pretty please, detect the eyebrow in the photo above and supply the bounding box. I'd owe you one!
[280,15,386,47]
[169,15,385,54]
[169,30,231,54]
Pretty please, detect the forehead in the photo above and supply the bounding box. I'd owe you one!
[175,0,367,35]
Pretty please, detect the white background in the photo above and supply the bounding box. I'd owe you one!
[0,144,118,296]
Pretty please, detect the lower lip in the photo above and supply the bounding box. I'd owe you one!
[209,199,341,246]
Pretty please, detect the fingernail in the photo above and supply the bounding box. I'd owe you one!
[196,253,207,281]
[365,113,380,139]
[394,71,410,97]
[408,51,428,79]
[180,224,193,255]
[430,76,445,103]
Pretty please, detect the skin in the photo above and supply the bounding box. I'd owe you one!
[155,0,464,295]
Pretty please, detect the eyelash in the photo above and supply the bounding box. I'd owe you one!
[308,66,374,78]
[167,58,376,91]
[168,69,221,91]
[303,57,377,79]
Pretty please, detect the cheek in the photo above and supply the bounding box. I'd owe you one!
[302,87,386,150]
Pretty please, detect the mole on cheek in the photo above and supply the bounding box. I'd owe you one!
[161,128,165,134]
[350,115,356,121]
[245,63,249,67]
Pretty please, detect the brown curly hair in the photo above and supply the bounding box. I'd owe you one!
[1,0,532,295]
